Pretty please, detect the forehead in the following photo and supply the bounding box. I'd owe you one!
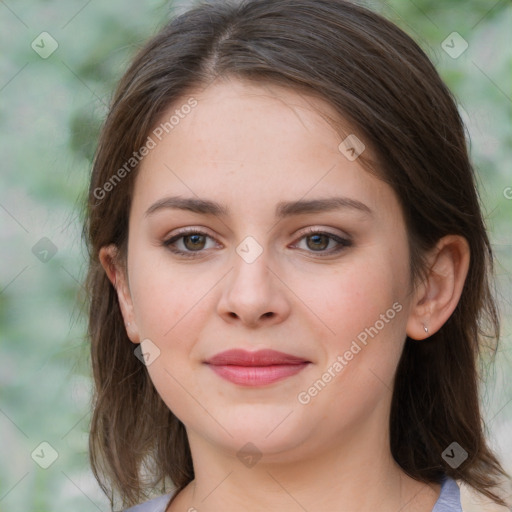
[145,78,346,165]
[131,78,398,223]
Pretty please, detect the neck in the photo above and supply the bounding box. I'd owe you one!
[168,423,440,512]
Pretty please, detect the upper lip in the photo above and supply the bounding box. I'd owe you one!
[205,349,310,366]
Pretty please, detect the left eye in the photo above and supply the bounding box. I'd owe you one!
[291,230,352,255]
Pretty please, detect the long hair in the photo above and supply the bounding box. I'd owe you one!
[84,0,509,507]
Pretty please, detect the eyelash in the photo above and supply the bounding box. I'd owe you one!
[162,227,352,259]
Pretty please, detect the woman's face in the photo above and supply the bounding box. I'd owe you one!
[115,78,417,462]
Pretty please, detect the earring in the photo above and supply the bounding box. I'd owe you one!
[424,325,429,334]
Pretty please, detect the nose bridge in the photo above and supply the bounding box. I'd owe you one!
[217,234,289,325]
[230,234,273,296]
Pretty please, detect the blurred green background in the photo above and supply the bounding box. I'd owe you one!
[0,0,511,510]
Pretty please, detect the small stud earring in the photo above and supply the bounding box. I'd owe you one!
[424,325,429,333]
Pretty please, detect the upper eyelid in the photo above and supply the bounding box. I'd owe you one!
[165,226,220,243]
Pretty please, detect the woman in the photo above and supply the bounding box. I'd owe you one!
[84,0,509,510]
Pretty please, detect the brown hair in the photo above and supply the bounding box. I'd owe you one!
[84,0,509,508]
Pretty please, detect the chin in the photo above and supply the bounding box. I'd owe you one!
[197,407,315,455]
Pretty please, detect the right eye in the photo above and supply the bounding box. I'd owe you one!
[162,229,220,258]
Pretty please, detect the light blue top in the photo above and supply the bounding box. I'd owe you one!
[122,474,462,511]
[432,476,462,511]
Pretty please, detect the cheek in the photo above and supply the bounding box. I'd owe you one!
[129,270,208,423]
[306,260,406,343]
[298,244,410,397]
[127,241,205,341]
[296,264,407,421]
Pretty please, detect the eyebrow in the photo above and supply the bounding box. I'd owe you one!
[144,195,373,218]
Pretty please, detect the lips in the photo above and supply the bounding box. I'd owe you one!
[206,349,309,366]
[205,349,310,386]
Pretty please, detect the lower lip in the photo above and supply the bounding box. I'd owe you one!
[207,363,309,386]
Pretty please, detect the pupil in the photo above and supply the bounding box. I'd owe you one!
[185,234,205,250]
[308,234,328,251]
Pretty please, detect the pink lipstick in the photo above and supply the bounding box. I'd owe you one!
[205,349,310,386]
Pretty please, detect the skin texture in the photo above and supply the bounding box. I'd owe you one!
[100,78,470,511]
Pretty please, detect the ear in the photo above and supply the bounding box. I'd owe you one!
[406,235,470,340]
[99,244,141,344]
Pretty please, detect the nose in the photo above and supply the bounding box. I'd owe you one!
[216,243,291,328]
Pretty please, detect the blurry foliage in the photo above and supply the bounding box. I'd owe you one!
[0,0,511,510]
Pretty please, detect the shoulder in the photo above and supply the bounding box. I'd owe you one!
[432,475,462,512]
[120,491,175,512]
